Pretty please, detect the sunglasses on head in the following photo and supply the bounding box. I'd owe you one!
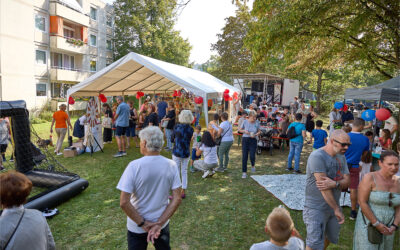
[333,139,351,147]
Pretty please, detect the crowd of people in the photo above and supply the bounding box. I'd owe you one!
[1,93,399,250]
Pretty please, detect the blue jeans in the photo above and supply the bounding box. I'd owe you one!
[242,137,257,173]
[165,129,173,149]
[287,141,303,170]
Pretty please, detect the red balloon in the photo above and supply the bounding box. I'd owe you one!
[68,96,75,105]
[99,94,107,103]
[136,94,141,99]
[173,90,178,97]
[340,104,348,112]
[224,89,229,94]
[228,96,233,101]
[233,92,238,99]
[375,108,391,121]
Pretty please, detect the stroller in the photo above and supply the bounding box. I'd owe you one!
[256,127,274,155]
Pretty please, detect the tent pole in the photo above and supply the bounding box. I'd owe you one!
[203,93,208,126]
[66,96,70,138]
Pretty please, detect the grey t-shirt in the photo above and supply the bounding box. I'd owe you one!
[250,237,304,250]
[304,149,349,210]
[240,119,260,138]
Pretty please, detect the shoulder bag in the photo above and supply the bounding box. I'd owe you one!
[215,123,231,146]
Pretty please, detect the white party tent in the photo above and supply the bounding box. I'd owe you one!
[67,52,240,124]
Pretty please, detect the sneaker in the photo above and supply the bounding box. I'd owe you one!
[122,151,127,156]
[215,168,224,173]
[286,168,294,171]
[251,167,256,173]
[190,166,195,173]
[9,158,13,162]
[242,172,247,179]
[113,152,123,158]
[294,170,302,174]
[57,152,63,156]
[350,210,357,220]
[202,170,210,178]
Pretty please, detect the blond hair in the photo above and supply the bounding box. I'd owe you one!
[266,207,294,242]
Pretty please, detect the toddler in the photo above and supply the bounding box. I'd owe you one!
[190,125,202,172]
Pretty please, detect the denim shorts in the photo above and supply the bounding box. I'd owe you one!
[126,125,136,137]
[115,126,127,137]
[303,207,340,250]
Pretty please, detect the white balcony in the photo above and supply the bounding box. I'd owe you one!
[51,67,91,83]
[49,2,89,27]
[50,36,88,54]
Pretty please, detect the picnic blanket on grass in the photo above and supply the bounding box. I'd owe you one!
[251,174,351,210]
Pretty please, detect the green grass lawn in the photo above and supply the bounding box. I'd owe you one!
[7,119,395,249]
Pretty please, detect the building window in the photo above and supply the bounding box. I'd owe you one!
[36,50,46,65]
[90,7,97,20]
[106,15,112,27]
[90,60,97,72]
[90,34,97,47]
[36,83,47,96]
[35,15,46,32]
[106,40,112,50]
[63,26,75,38]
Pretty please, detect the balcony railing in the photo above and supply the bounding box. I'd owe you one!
[51,66,90,72]
[51,66,91,82]
[50,35,88,54]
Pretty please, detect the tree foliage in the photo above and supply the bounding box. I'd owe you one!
[244,0,397,112]
[113,0,191,66]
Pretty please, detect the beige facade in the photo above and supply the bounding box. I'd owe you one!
[0,0,114,110]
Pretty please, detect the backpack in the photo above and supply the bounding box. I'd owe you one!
[287,124,298,139]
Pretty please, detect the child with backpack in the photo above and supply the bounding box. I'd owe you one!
[310,120,328,150]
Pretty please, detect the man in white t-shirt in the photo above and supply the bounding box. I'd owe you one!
[117,126,182,249]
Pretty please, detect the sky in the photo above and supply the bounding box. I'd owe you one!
[102,0,253,64]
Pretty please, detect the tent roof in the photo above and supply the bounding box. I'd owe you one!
[67,52,239,98]
[344,76,400,102]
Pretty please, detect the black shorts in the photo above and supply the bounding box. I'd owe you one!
[116,126,128,137]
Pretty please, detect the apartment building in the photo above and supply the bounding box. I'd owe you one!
[0,0,114,110]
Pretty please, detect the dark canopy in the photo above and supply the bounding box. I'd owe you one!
[344,76,400,102]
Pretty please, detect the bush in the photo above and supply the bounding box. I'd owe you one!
[30,117,46,124]
[39,111,53,122]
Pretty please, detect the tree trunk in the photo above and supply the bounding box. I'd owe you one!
[315,68,324,113]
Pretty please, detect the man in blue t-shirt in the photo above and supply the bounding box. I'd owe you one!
[344,118,370,220]
[311,120,328,150]
[114,96,130,158]
[157,97,168,122]
[286,113,306,173]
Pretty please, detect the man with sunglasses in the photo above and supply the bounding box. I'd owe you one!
[303,129,350,250]
[344,118,370,220]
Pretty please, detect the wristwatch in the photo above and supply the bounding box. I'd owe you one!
[335,181,340,189]
[138,220,145,227]
[391,223,399,231]
[372,220,381,227]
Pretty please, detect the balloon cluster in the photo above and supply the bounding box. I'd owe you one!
[99,94,107,103]
[136,91,144,99]
[173,90,182,97]
[68,96,75,105]
[223,89,232,101]
[361,108,391,121]
[194,96,203,104]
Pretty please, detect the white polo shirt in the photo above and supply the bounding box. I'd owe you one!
[117,155,181,233]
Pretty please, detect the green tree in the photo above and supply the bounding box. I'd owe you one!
[113,0,191,66]
[208,4,263,82]
[245,0,396,112]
